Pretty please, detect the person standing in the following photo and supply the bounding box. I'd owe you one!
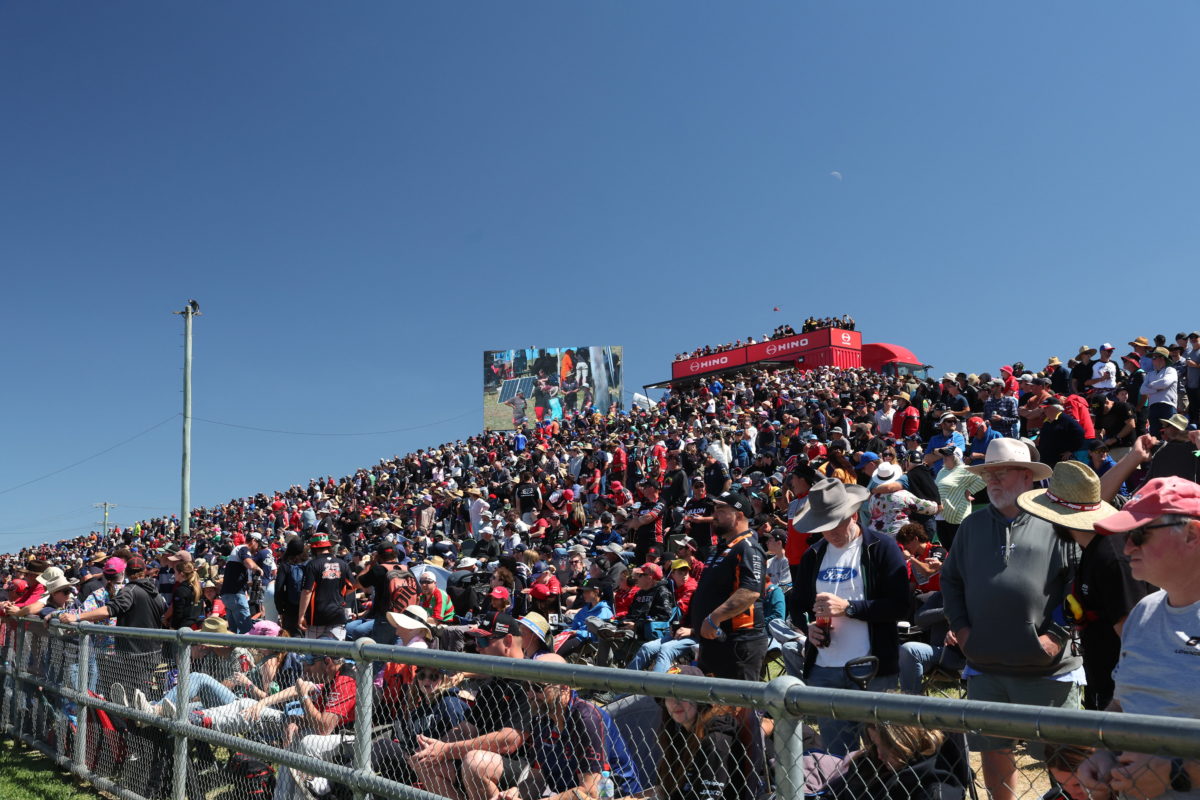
[791,478,909,755]
[219,534,265,634]
[298,533,352,640]
[1016,461,1150,711]
[1080,477,1200,799]
[689,490,768,681]
[1143,346,1181,437]
[1184,331,1200,426]
[941,438,1080,800]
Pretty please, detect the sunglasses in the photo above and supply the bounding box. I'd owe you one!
[471,633,505,649]
[416,671,442,681]
[1128,518,1197,547]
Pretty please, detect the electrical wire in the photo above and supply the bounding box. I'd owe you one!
[192,409,475,437]
[0,414,180,497]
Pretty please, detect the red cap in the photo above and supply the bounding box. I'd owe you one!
[611,481,623,491]
[634,562,663,580]
[563,489,575,501]
[489,586,510,600]
[529,583,552,600]
[1095,477,1200,534]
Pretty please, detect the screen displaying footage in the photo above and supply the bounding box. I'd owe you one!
[483,346,623,431]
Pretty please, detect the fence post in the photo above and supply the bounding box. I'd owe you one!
[13,621,30,738]
[73,632,91,772]
[765,675,805,800]
[351,639,376,800]
[0,621,16,736]
[171,635,192,800]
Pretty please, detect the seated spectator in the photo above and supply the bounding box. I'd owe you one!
[815,720,966,800]
[613,665,755,800]
[362,667,469,789]
[1042,744,1111,800]
[557,579,612,659]
[895,523,945,594]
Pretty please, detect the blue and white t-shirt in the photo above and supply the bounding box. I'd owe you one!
[814,538,870,668]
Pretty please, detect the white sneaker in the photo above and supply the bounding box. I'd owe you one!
[308,777,331,796]
[132,689,153,715]
[109,683,127,707]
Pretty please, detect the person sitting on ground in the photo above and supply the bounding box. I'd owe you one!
[614,665,754,800]
[815,720,966,800]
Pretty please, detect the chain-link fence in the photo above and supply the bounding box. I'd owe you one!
[3,616,1200,800]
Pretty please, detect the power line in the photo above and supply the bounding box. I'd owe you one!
[191,409,476,437]
[0,414,180,497]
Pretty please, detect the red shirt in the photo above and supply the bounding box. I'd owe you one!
[316,673,357,728]
[672,576,698,618]
[614,585,637,617]
[893,406,920,439]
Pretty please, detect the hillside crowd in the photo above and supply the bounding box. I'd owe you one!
[3,328,1200,800]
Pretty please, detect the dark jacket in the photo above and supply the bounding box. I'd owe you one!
[107,577,164,653]
[791,528,909,678]
[625,580,675,636]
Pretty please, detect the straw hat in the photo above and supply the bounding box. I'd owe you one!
[1046,356,1062,367]
[1128,336,1150,349]
[1017,461,1117,531]
[964,438,1053,481]
[386,605,433,638]
[789,478,870,533]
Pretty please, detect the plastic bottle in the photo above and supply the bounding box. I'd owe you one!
[598,766,614,800]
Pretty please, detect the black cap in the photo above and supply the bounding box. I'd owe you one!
[713,490,753,515]
[466,611,519,638]
[375,542,398,559]
[581,578,603,592]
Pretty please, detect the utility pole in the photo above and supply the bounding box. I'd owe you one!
[173,300,201,539]
[93,502,117,538]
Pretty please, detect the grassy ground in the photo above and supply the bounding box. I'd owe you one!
[0,740,103,800]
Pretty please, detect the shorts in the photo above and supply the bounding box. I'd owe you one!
[966,673,1081,752]
[697,634,768,682]
[305,624,347,641]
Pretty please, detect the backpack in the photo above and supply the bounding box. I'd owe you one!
[228,753,276,796]
[383,563,418,615]
[281,563,304,609]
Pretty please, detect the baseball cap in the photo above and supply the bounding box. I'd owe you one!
[164,550,193,565]
[458,557,479,569]
[248,620,282,637]
[419,572,437,584]
[126,556,146,573]
[488,586,511,600]
[529,583,553,600]
[634,562,663,580]
[375,542,398,559]
[1095,477,1200,535]
[855,452,880,469]
[467,611,519,638]
[669,558,691,572]
[712,490,752,515]
[1099,342,1115,351]
[580,578,603,592]
[101,558,125,576]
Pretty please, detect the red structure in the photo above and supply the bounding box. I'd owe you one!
[666,328,927,384]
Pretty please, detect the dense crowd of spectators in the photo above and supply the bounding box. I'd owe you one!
[673,323,804,361]
[4,326,1200,800]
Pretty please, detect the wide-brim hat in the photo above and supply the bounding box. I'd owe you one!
[1076,345,1097,358]
[37,566,66,587]
[1046,357,1062,367]
[964,438,1053,481]
[1162,413,1189,433]
[1128,336,1150,349]
[1016,461,1117,531]
[387,605,433,638]
[790,478,870,533]
[41,576,77,595]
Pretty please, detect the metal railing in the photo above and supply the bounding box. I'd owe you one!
[3,617,1199,800]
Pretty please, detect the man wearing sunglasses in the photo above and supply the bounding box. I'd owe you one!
[410,612,535,800]
[1079,477,1200,799]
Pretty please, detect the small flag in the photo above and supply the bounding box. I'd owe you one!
[773,306,780,312]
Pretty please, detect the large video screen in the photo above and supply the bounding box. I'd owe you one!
[483,346,623,431]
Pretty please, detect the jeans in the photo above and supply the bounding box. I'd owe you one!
[345,618,397,646]
[1148,401,1175,438]
[899,642,939,693]
[805,665,898,756]
[162,672,239,710]
[222,593,252,634]
[627,637,697,672]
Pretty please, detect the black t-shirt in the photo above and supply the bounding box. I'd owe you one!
[690,532,767,639]
[466,677,536,735]
[1070,361,1094,393]
[703,462,730,497]
[662,469,689,508]
[515,483,540,514]
[1095,402,1135,447]
[683,497,715,550]
[302,554,351,626]
[359,563,396,622]
[1074,534,1151,707]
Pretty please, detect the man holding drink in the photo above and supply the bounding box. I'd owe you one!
[790,478,910,756]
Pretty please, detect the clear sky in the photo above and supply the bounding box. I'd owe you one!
[3,3,1198,552]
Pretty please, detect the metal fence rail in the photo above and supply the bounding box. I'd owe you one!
[2,617,1198,800]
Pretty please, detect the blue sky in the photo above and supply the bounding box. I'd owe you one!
[3,3,1198,551]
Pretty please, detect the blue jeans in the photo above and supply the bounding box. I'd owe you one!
[627,637,697,672]
[345,618,398,646]
[222,593,252,634]
[805,665,898,756]
[162,672,239,710]
[899,642,938,693]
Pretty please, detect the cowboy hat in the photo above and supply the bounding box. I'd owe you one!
[41,575,77,595]
[790,478,870,533]
[1128,336,1150,349]
[1075,345,1097,358]
[1046,356,1062,367]
[1017,461,1116,531]
[964,438,1053,481]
